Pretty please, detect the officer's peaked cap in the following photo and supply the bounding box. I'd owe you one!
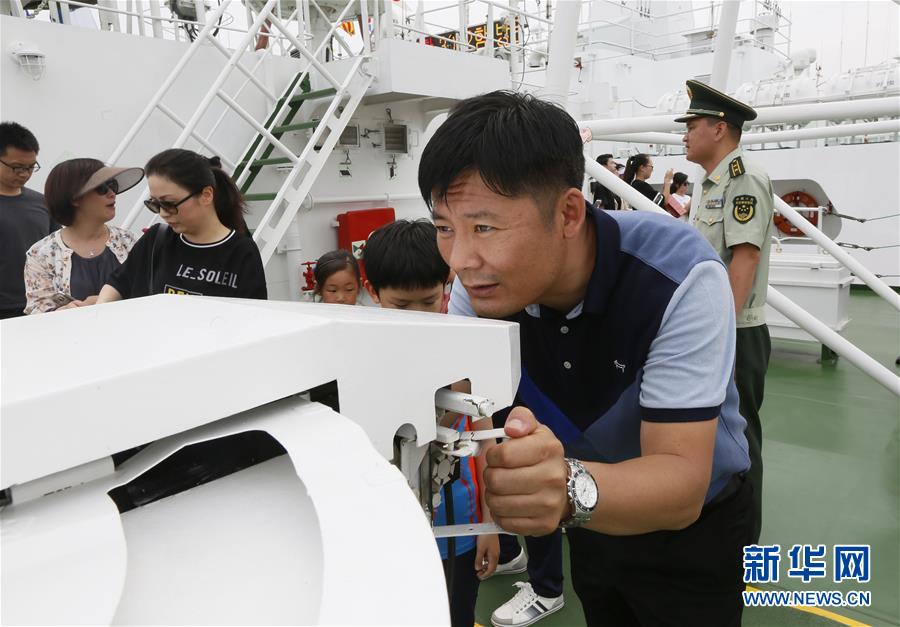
[675,79,757,129]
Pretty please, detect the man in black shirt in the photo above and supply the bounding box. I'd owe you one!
[589,154,622,210]
[425,91,751,627]
[0,122,56,318]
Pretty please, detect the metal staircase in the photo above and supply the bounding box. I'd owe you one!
[237,55,372,264]
[108,0,374,266]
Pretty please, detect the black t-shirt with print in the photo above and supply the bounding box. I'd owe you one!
[107,224,267,300]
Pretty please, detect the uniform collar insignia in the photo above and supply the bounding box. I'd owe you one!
[706,147,744,185]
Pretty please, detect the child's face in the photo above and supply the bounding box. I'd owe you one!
[320,268,360,305]
[369,282,445,313]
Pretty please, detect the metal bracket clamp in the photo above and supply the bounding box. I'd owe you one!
[429,427,511,537]
[428,427,508,510]
[434,389,495,420]
[448,428,509,458]
[433,426,508,458]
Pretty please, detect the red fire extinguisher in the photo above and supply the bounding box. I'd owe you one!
[301,261,316,294]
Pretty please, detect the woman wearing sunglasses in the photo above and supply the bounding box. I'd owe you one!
[24,158,144,313]
[97,148,267,303]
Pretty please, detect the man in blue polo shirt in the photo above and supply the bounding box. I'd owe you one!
[420,91,752,627]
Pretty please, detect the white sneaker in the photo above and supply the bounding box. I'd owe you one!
[490,581,564,627]
[492,547,528,576]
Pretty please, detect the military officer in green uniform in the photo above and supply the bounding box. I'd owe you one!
[677,79,773,545]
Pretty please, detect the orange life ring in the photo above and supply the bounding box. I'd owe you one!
[776,191,819,236]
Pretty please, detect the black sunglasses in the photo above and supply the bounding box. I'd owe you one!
[143,191,197,214]
[94,179,120,196]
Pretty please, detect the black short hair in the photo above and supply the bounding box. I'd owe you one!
[703,117,742,142]
[0,121,39,155]
[418,91,584,219]
[597,154,613,166]
[363,219,450,293]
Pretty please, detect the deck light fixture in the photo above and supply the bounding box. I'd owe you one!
[10,42,46,80]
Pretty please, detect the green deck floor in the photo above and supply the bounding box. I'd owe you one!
[475,287,900,627]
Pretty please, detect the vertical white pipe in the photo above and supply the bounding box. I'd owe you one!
[360,0,371,51]
[302,0,311,50]
[134,0,146,36]
[98,0,120,31]
[193,0,206,25]
[9,0,26,18]
[245,1,253,46]
[125,0,133,34]
[147,0,162,38]
[373,0,381,49]
[541,0,580,106]
[458,0,466,50]
[275,0,284,56]
[708,0,741,90]
[486,0,494,56]
[46,0,61,23]
[414,0,424,43]
[508,0,521,84]
[692,0,741,219]
[383,0,394,38]
[59,0,72,24]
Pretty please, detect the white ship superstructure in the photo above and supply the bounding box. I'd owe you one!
[2,1,898,625]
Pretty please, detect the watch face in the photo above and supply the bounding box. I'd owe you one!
[574,473,598,509]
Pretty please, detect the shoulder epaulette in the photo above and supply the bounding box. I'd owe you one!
[729,156,745,178]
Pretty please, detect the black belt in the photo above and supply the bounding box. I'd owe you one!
[706,472,745,507]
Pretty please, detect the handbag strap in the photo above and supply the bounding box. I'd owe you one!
[149,224,168,295]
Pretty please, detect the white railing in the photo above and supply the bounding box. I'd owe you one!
[21,0,356,56]
[584,155,900,398]
[593,119,900,147]
[576,0,793,66]
[387,0,552,65]
[581,96,900,136]
[581,98,900,313]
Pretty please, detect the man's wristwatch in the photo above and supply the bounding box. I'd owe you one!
[560,458,599,528]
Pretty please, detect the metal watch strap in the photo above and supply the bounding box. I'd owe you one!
[560,458,597,529]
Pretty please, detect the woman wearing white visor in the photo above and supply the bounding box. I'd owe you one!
[24,159,143,313]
